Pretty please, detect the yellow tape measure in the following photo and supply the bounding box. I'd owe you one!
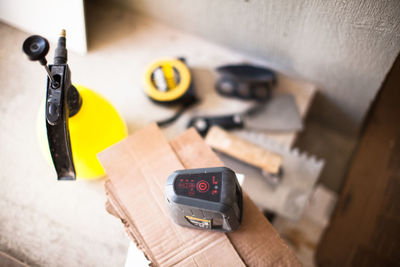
[143,58,197,127]
[144,58,192,103]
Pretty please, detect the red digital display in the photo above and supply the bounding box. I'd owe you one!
[177,182,195,189]
[174,172,221,202]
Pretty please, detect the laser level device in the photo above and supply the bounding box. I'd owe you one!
[143,58,197,126]
[166,167,243,232]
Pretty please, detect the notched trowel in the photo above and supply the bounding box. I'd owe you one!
[205,126,324,220]
[205,126,284,187]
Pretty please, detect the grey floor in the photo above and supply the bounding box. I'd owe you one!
[0,18,130,266]
[0,1,357,266]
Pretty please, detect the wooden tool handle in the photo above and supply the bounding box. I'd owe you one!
[205,126,283,174]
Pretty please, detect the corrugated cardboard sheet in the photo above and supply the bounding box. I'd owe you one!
[99,124,299,266]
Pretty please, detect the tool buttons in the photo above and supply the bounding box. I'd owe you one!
[196,180,209,193]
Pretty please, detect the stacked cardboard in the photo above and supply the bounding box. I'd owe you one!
[99,124,299,266]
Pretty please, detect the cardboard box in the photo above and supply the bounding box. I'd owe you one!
[99,124,299,266]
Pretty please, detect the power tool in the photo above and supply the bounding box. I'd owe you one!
[215,64,276,101]
[188,63,279,136]
[165,167,243,232]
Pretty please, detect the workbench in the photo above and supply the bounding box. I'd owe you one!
[0,1,316,266]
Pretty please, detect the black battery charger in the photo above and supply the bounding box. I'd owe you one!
[165,167,243,232]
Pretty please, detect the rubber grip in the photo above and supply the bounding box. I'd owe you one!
[46,64,76,180]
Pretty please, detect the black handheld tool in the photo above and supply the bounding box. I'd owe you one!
[215,64,276,101]
[187,114,244,137]
[166,167,243,232]
[23,30,82,180]
[188,64,277,136]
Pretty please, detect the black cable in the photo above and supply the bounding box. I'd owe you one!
[156,98,198,127]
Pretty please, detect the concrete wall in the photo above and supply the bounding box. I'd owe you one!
[108,0,400,135]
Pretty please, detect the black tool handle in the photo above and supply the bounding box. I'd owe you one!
[46,64,76,180]
[187,114,244,136]
[23,32,81,181]
[215,64,276,101]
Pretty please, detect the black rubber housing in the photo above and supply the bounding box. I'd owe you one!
[187,114,244,137]
[166,167,243,232]
[22,35,50,66]
[215,64,276,101]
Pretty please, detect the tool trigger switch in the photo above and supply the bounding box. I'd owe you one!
[49,103,57,116]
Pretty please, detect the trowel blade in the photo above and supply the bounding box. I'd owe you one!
[218,131,324,220]
[245,93,303,132]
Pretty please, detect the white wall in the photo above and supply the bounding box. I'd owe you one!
[110,0,400,134]
[0,0,87,54]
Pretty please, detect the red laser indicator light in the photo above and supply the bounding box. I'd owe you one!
[196,180,209,193]
[212,176,218,185]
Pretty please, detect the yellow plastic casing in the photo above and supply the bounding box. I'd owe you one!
[143,58,191,102]
[37,85,128,179]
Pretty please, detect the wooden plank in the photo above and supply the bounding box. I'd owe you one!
[316,56,400,266]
